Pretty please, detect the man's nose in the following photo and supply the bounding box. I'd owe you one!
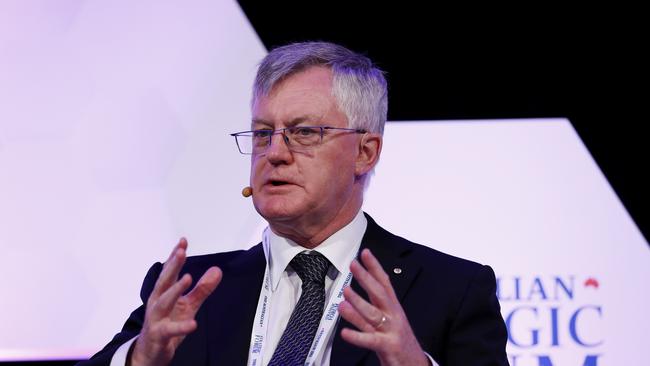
[265,131,293,164]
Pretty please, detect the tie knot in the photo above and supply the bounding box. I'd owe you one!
[290,252,330,285]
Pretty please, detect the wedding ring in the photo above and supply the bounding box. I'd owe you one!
[374,315,387,329]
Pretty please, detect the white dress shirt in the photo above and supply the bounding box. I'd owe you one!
[253,210,367,365]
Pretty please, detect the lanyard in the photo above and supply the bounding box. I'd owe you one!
[247,230,355,366]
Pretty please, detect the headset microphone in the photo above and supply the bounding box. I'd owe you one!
[242,186,253,197]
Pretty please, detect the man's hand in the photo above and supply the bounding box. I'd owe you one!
[339,249,429,366]
[130,238,222,366]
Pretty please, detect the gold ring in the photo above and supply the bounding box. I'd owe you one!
[375,315,387,329]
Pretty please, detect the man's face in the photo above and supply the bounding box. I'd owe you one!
[250,66,362,230]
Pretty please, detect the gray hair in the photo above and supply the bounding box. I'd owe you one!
[252,41,387,135]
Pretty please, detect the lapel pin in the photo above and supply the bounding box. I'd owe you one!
[393,268,402,274]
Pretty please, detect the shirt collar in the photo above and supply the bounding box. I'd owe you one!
[264,210,367,291]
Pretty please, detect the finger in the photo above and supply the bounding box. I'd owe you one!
[338,299,375,332]
[153,273,193,317]
[360,249,395,295]
[340,327,381,351]
[185,266,222,311]
[343,286,386,329]
[152,247,186,299]
[163,237,188,265]
[350,259,392,310]
[151,239,188,300]
[154,319,198,339]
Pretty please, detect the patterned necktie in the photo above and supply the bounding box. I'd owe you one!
[268,251,331,366]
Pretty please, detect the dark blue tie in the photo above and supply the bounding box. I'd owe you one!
[268,252,331,366]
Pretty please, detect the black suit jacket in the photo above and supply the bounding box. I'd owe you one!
[80,213,508,365]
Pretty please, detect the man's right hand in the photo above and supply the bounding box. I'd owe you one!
[130,238,222,366]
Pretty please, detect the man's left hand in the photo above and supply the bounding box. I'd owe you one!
[339,248,430,366]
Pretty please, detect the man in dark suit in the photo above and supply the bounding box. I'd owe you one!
[80,41,508,366]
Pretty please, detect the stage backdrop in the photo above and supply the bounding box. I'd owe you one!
[0,1,648,365]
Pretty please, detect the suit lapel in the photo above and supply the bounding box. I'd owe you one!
[331,213,422,365]
[206,244,266,366]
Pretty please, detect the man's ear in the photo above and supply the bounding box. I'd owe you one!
[355,133,382,176]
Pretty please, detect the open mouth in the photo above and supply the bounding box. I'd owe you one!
[269,180,290,186]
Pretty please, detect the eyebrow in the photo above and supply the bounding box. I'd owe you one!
[251,115,323,129]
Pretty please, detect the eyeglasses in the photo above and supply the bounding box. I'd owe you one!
[230,126,366,155]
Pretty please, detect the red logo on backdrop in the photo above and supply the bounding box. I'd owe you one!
[584,278,599,289]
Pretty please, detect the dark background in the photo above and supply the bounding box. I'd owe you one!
[8,2,646,365]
